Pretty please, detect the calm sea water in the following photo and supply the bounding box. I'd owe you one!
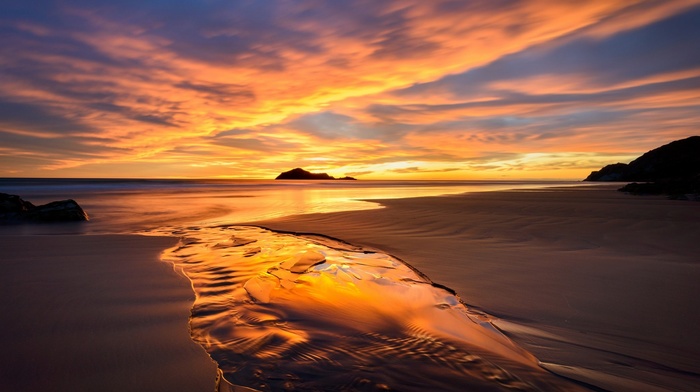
[0,178,581,234]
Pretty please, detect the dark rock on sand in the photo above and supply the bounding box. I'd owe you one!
[275,168,356,180]
[0,193,36,219]
[618,177,700,200]
[0,193,89,222]
[584,136,700,199]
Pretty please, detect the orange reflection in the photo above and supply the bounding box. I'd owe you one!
[159,225,583,390]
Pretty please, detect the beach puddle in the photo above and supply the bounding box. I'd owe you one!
[157,226,581,391]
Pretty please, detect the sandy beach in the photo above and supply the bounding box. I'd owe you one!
[0,234,218,392]
[1,184,699,391]
[254,185,700,391]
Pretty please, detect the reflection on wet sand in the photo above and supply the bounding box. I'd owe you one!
[159,226,583,391]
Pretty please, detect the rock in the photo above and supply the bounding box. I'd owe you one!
[584,163,628,181]
[275,168,356,180]
[617,177,700,199]
[276,168,334,180]
[584,136,700,199]
[0,193,89,223]
[0,193,36,221]
[25,199,89,222]
[585,136,700,182]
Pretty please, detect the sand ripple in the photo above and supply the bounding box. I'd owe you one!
[158,226,581,391]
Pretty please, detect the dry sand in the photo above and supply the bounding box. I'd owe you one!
[254,185,700,391]
[0,234,218,392]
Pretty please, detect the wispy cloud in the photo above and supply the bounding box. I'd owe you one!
[1,0,699,178]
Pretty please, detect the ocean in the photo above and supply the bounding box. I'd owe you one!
[0,178,580,234]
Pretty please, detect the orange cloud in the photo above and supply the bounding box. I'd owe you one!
[1,1,699,179]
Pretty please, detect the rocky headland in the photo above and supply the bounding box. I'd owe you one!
[585,136,700,199]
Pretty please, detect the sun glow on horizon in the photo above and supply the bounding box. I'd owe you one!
[1,1,699,179]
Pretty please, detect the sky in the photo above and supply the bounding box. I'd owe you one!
[1,0,699,180]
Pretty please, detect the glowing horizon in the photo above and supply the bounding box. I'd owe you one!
[1,1,699,180]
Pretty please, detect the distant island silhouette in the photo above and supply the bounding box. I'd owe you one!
[275,168,356,180]
[585,136,699,199]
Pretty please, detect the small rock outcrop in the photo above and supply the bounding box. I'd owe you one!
[275,168,356,180]
[584,136,700,199]
[0,193,35,217]
[617,177,700,200]
[0,193,89,222]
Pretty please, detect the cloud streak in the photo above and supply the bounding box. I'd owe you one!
[1,0,699,179]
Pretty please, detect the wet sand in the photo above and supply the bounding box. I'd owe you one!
[2,185,699,391]
[0,234,218,392]
[254,185,700,391]
[163,226,586,391]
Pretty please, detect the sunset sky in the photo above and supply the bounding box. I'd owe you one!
[1,1,699,179]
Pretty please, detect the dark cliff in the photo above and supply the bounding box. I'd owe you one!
[584,136,700,199]
[585,136,700,182]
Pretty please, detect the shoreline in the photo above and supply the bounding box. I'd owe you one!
[250,184,700,391]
